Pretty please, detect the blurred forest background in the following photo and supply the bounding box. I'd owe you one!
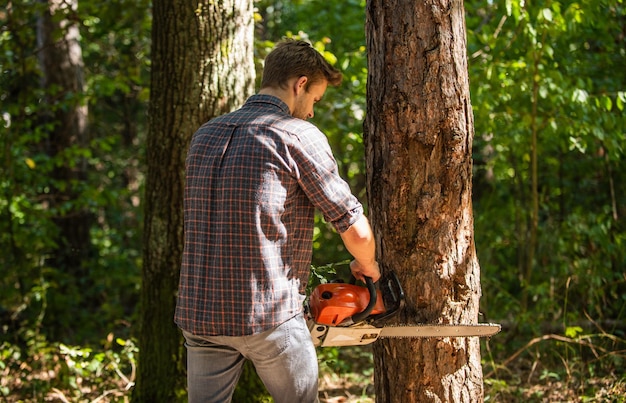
[1,0,625,401]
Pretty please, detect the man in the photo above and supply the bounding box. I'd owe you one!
[175,39,380,403]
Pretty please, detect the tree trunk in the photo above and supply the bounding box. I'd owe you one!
[133,0,254,401]
[37,0,94,339]
[365,0,483,402]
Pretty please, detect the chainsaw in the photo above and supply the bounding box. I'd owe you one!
[306,270,501,347]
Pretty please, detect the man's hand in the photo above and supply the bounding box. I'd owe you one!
[350,259,381,283]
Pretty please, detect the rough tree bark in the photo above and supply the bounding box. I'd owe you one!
[133,0,254,400]
[365,0,483,402]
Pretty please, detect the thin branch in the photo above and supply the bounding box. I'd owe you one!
[484,333,623,379]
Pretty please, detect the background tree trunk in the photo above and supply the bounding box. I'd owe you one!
[365,0,483,401]
[133,0,254,400]
[37,0,94,339]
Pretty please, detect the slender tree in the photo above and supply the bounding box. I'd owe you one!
[134,0,254,400]
[365,0,483,401]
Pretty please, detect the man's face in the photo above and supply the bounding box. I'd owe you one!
[292,79,328,121]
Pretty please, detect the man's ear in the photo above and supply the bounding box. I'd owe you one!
[293,76,308,95]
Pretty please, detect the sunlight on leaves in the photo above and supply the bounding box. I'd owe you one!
[565,326,584,338]
[572,88,589,103]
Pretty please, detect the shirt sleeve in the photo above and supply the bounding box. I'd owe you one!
[289,124,363,233]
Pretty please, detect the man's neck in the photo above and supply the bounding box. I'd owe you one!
[258,87,291,109]
[258,79,300,115]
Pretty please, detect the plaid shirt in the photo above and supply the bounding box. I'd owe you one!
[175,95,363,336]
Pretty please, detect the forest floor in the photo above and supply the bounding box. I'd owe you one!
[317,345,626,403]
[318,370,626,402]
[4,366,624,402]
[2,341,625,402]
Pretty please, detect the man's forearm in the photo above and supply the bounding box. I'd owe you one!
[340,215,381,281]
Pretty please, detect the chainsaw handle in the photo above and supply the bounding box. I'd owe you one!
[349,276,377,324]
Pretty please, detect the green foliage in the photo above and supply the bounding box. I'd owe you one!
[1,333,137,401]
[483,330,626,402]
[467,0,626,338]
[1,0,149,344]
[318,345,374,377]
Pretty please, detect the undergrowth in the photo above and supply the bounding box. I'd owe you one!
[2,329,624,402]
[1,332,136,402]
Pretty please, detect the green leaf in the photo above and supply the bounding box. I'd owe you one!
[602,95,613,111]
[24,158,36,169]
[616,92,625,111]
[572,88,589,104]
[541,8,553,22]
[565,326,583,338]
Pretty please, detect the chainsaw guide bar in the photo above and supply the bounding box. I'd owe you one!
[308,322,501,347]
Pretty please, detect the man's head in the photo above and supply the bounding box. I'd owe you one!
[261,39,342,92]
[260,39,342,120]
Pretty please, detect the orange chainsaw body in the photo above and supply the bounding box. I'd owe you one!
[309,283,386,326]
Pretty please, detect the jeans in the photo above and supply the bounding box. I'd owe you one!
[183,313,319,403]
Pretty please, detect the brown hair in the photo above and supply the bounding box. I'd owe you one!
[260,39,343,91]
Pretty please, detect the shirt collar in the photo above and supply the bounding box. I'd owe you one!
[245,94,291,115]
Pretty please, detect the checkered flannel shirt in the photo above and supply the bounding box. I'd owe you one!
[175,95,363,336]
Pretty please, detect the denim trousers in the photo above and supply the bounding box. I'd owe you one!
[183,313,319,403]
